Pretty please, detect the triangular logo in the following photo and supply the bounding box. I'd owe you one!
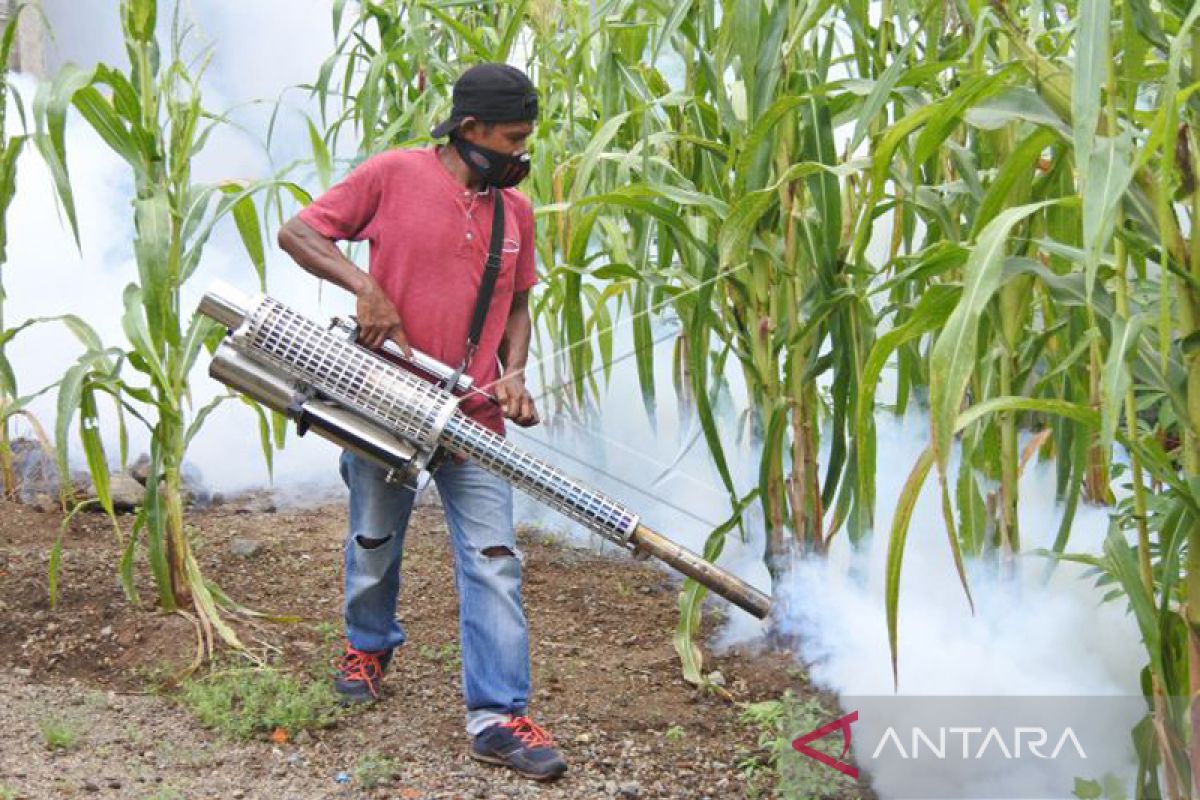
[791,709,859,779]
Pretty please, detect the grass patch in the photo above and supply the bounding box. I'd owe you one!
[39,716,81,751]
[736,691,852,800]
[353,751,402,789]
[180,660,345,740]
[0,785,17,800]
[418,642,461,673]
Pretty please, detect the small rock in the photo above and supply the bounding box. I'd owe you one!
[605,780,619,796]
[707,670,726,687]
[13,666,31,677]
[31,493,56,512]
[107,780,121,790]
[74,471,145,513]
[83,781,99,792]
[619,781,642,798]
[99,625,113,638]
[230,537,264,557]
[574,732,592,744]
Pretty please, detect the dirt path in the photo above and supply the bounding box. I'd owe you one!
[0,496,856,799]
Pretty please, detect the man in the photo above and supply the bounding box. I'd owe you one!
[277,63,566,782]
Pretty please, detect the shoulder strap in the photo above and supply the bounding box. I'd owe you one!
[463,187,505,362]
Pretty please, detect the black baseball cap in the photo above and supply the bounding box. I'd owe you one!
[431,63,539,139]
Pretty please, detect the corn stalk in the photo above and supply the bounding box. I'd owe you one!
[866,2,1200,794]
[34,0,292,658]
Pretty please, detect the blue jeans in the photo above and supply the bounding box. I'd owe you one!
[339,450,531,735]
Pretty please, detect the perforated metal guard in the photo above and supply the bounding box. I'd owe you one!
[237,296,454,448]
[440,415,639,541]
[232,295,639,543]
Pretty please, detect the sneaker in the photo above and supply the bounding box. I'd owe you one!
[332,643,393,703]
[470,716,567,781]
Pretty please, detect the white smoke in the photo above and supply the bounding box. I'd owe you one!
[767,408,1138,694]
[768,414,1143,795]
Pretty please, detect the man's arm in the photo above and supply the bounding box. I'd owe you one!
[277,216,411,356]
[495,289,538,427]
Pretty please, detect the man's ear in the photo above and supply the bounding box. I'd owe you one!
[456,116,481,140]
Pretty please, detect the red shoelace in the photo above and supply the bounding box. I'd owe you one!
[500,716,556,748]
[333,645,387,697]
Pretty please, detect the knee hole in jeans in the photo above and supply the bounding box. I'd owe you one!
[355,534,392,550]
[481,545,514,558]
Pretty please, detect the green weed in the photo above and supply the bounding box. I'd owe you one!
[418,642,461,673]
[39,716,81,751]
[354,751,402,789]
[736,691,850,800]
[180,662,344,740]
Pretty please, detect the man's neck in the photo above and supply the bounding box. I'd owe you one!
[437,142,486,192]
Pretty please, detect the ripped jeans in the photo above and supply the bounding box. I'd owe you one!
[339,449,531,735]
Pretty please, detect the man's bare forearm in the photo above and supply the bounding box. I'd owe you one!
[499,291,532,378]
[277,216,410,353]
[277,216,372,296]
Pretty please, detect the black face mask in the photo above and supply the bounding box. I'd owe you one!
[453,137,531,188]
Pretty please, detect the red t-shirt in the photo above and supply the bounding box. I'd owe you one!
[298,147,537,435]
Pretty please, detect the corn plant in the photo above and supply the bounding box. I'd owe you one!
[840,2,1200,796]
[34,0,290,655]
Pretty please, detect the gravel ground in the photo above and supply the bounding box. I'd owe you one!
[0,672,758,799]
[0,494,870,800]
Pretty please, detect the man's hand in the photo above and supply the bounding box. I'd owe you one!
[356,277,411,357]
[493,372,539,427]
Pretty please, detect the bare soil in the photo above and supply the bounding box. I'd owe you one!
[0,494,869,799]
